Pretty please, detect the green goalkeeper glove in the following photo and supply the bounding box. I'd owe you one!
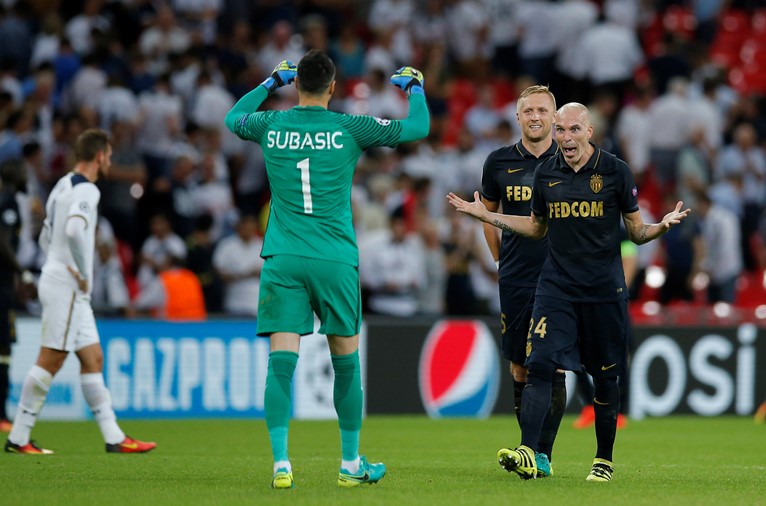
[261,60,298,94]
[390,66,424,96]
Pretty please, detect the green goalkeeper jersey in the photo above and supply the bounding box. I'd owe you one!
[225,85,430,266]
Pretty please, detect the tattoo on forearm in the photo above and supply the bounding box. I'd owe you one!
[492,219,518,235]
[638,224,650,243]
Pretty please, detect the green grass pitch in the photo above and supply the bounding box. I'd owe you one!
[2,416,764,505]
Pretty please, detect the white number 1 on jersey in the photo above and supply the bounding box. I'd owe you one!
[297,158,313,214]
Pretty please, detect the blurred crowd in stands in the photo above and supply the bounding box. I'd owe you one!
[2,0,766,319]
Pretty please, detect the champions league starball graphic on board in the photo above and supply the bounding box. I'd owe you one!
[419,320,500,418]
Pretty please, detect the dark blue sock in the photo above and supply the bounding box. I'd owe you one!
[593,376,620,462]
[537,372,566,461]
[519,368,554,451]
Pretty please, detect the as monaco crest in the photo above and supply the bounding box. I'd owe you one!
[590,174,603,193]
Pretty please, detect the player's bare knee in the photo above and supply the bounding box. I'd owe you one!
[35,351,67,375]
[76,344,104,373]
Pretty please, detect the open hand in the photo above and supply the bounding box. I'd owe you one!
[660,201,691,231]
[447,191,488,222]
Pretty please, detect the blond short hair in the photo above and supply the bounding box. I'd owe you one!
[516,85,557,114]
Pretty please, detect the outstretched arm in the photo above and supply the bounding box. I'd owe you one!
[623,201,691,245]
[481,197,501,265]
[447,191,547,240]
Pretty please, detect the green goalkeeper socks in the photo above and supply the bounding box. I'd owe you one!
[331,351,363,462]
[265,351,298,463]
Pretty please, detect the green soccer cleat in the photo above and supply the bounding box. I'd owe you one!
[497,445,537,480]
[586,458,613,482]
[271,468,294,489]
[535,452,553,478]
[338,456,386,487]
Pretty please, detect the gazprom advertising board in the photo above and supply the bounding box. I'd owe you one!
[8,318,366,420]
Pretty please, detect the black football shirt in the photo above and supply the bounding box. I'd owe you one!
[531,145,639,302]
[481,141,558,287]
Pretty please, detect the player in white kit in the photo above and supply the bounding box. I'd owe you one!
[5,129,156,454]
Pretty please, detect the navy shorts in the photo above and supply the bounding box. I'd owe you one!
[526,295,628,378]
[499,284,535,364]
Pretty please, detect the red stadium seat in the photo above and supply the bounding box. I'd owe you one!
[740,39,766,66]
[719,10,751,34]
[663,6,696,37]
[753,9,766,34]
[728,66,766,94]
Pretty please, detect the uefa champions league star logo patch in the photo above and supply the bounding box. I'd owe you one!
[373,117,391,126]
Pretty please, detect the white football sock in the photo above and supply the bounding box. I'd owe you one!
[341,457,361,474]
[81,373,125,445]
[274,460,292,473]
[8,365,52,446]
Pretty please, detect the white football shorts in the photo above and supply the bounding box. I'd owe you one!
[39,275,99,352]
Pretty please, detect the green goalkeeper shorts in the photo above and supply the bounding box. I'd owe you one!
[256,254,362,337]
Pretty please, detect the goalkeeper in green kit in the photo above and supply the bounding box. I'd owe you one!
[224,50,429,489]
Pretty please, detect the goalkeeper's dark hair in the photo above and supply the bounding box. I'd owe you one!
[516,84,557,114]
[297,49,335,94]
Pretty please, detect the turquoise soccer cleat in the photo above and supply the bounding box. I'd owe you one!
[338,456,386,487]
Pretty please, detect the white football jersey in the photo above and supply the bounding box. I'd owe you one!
[40,172,100,293]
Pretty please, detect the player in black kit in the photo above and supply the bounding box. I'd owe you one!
[449,102,690,482]
[480,85,562,478]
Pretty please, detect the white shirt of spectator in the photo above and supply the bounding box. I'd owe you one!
[138,232,187,288]
[446,0,493,62]
[65,13,110,55]
[213,233,264,317]
[137,87,184,157]
[647,91,693,150]
[360,230,426,317]
[516,0,559,59]
[616,103,652,173]
[701,204,742,283]
[716,144,766,206]
[553,0,599,78]
[97,85,139,130]
[573,21,643,84]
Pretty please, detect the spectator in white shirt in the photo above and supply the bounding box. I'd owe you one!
[64,0,110,55]
[213,214,264,317]
[138,5,191,75]
[572,10,643,103]
[138,213,187,289]
[360,207,426,317]
[697,191,742,303]
[615,83,654,177]
[647,77,694,188]
[136,73,184,179]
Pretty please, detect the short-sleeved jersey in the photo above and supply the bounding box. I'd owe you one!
[481,141,558,287]
[0,189,20,284]
[232,106,407,266]
[40,172,100,293]
[531,146,639,302]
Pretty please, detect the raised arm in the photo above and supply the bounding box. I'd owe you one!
[448,191,547,240]
[622,201,691,245]
[390,67,430,143]
[224,60,297,134]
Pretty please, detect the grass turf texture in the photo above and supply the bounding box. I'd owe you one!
[3,416,764,506]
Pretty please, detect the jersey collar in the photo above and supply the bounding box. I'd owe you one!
[514,140,559,159]
[554,142,601,173]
